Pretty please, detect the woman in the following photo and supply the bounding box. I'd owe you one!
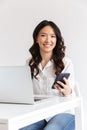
[20,20,75,130]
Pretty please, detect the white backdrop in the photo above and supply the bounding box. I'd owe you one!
[0,0,87,129]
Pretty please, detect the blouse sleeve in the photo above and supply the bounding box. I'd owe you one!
[62,57,76,97]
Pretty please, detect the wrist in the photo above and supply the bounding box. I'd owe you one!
[62,88,72,96]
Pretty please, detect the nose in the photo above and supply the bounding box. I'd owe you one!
[45,36,51,42]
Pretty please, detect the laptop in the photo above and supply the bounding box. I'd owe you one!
[0,66,52,104]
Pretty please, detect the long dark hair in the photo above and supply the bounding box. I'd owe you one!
[29,20,66,79]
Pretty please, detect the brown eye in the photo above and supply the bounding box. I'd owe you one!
[51,35,56,38]
[41,34,45,37]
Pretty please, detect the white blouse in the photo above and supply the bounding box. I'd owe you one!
[31,57,76,97]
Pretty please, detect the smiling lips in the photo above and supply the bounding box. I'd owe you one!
[43,43,52,48]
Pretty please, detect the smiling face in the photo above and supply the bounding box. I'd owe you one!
[37,25,57,56]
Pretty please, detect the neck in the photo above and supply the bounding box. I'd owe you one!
[41,51,52,61]
[40,51,52,69]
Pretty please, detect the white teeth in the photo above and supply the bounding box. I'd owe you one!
[44,44,50,47]
[44,44,51,46]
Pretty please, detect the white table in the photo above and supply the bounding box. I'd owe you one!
[0,96,83,130]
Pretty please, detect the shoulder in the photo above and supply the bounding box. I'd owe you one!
[62,57,74,72]
[63,57,73,66]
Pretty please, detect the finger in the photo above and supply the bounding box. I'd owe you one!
[54,84,65,94]
[54,84,62,90]
[63,77,68,84]
[57,81,65,88]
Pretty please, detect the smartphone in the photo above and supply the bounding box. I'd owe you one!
[52,73,70,89]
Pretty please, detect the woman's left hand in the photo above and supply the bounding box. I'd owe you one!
[54,77,72,96]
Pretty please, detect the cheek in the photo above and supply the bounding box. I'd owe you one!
[37,37,43,43]
[37,41,43,48]
[53,40,57,46]
[52,38,57,43]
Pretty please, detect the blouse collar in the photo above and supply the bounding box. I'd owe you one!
[38,60,53,71]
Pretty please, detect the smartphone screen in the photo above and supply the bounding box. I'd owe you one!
[52,73,70,89]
